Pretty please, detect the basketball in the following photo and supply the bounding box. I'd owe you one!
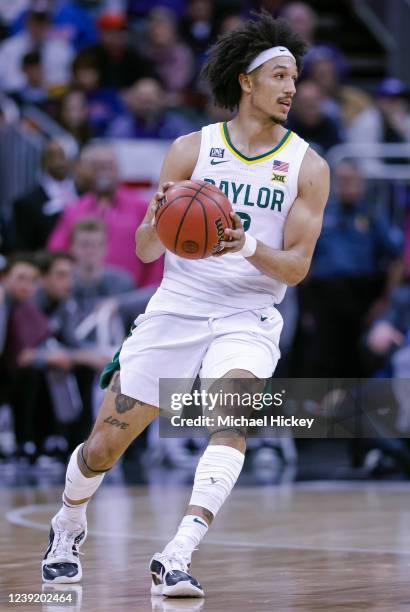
[155,180,234,259]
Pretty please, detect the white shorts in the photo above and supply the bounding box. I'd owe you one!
[118,306,283,409]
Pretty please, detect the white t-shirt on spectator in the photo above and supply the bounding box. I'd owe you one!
[0,31,73,93]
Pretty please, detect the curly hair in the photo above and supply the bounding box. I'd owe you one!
[201,11,307,111]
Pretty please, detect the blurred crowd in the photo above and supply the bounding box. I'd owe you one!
[0,0,410,476]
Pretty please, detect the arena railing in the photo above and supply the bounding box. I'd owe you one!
[74,301,125,354]
[327,142,410,180]
[327,142,410,226]
[0,106,77,221]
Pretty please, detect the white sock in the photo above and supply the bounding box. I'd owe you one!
[56,443,105,527]
[58,497,89,527]
[163,515,208,558]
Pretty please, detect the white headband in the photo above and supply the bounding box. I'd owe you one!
[246,46,296,74]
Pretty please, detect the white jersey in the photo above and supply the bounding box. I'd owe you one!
[146,121,309,317]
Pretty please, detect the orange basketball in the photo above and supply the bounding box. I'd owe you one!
[155,180,234,259]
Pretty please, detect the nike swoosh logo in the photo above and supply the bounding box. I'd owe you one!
[210,159,229,165]
[193,517,208,528]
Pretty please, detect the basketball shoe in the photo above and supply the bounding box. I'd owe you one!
[150,551,204,597]
[42,512,87,583]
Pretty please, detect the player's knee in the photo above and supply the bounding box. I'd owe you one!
[83,434,120,472]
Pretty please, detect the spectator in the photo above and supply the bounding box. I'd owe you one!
[303,46,372,128]
[10,0,97,51]
[72,147,96,196]
[13,139,77,251]
[48,144,164,286]
[70,218,158,330]
[367,283,409,360]
[80,12,155,91]
[294,161,403,377]
[71,51,125,137]
[10,50,50,110]
[280,1,316,46]
[312,162,403,279]
[0,254,50,461]
[0,6,73,93]
[58,88,93,147]
[142,7,195,98]
[281,1,347,70]
[70,217,157,331]
[71,218,134,316]
[217,13,246,36]
[107,76,196,139]
[347,78,410,146]
[0,1,30,28]
[28,251,111,369]
[365,280,410,438]
[20,251,110,457]
[0,91,19,125]
[287,80,343,154]
[180,0,214,61]
[32,251,79,347]
[0,254,46,368]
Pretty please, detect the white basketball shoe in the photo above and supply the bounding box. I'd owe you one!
[150,551,204,597]
[42,512,87,583]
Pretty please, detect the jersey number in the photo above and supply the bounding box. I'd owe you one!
[236,212,251,232]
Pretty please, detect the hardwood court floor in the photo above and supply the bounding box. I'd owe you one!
[2,483,410,612]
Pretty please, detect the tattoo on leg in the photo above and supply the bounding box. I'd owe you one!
[187,505,214,524]
[201,508,214,523]
[111,373,145,414]
[104,415,130,430]
[115,394,145,414]
[111,373,121,394]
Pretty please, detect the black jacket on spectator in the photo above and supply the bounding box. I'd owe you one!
[13,186,61,251]
[34,288,82,348]
[78,45,156,90]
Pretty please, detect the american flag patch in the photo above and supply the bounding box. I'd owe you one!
[272,160,289,173]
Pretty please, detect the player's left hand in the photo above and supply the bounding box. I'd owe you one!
[212,211,245,256]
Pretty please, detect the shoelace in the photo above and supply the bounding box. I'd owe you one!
[166,550,192,573]
[51,525,85,561]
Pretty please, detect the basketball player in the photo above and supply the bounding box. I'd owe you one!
[41,12,329,597]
